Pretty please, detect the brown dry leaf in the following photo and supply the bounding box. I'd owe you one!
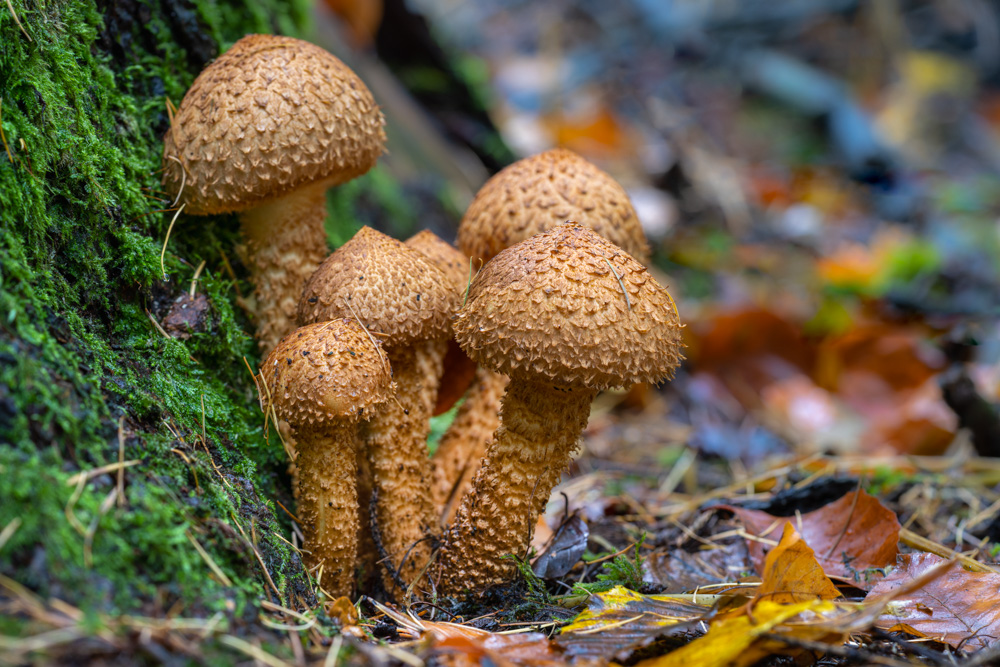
[869,552,1000,651]
[728,489,900,589]
[557,586,713,662]
[755,524,842,604]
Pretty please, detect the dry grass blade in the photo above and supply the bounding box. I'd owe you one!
[218,635,292,667]
[0,518,22,552]
[160,203,185,280]
[185,530,233,587]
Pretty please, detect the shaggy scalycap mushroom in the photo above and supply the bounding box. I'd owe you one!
[259,319,393,598]
[457,148,650,265]
[163,34,386,353]
[299,226,459,592]
[436,224,683,596]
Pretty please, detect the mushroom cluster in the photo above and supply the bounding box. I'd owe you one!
[164,38,684,600]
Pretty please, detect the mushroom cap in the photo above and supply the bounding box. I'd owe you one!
[260,319,394,427]
[405,230,471,293]
[457,148,650,265]
[454,223,683,390]
[298,227,459,347]
[162,34,386,215]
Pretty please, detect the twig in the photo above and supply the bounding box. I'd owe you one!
[324,634,343,667]
[189,259,206,298]
[164,154,186,207]
[824,480,862,559]
[116,417,126,508]
[229,512,283,601]
[3,1,31,41]
[0,99,13,162]
[185,530,233,587]
[603,258,630,311]
[160,203,185,280]
[218,635,292,667]
[0,518,21,552]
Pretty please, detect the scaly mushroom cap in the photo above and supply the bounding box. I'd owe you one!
[298,227,459,346]
[405,230,471,292]
[260,319,394,426]
[454,224,683,390]
[457,148,650,264]
[162,34,386,215]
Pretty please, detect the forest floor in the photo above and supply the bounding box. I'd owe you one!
[5,0,1000,665]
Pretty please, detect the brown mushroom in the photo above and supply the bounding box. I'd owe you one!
[436,224,683,596]
[298,226,459,591]
[163,34,386,353]
[434,149,652,523]
[258,319,394,597]
[457,148,650,266]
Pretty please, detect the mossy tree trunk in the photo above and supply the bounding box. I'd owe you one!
[0,0,316,625]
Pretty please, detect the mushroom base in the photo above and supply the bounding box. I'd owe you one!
[295,422,361,599]
[364,342,443,593]
[435,378,596,597]
[240,182,330,354]
[431,367,507,525]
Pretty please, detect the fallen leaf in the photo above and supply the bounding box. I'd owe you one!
[557,586,712,661]
[728,489,900,589]
[532,515,589,579]
[634,599,834,667]
[755,524,842,604]
[431,632,564,667]
[869,552,1000,652]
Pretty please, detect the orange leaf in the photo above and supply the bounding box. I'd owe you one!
[728,489,900,590]
[755,524,843,604]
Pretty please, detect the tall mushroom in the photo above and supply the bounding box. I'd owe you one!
[162,34,386,353]
[298,226,459,591]
[436,224,683,596]
[434,148,652,522]
[259,319,394,598]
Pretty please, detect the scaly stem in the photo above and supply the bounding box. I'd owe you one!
[436,379,595,596]
[364,341,443,593]
[295,422,360,599]
[239,182,329,354]
[432,367,507,525]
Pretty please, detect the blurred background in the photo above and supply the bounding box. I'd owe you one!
[317,0,1000,468]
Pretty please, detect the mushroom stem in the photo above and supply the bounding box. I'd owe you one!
[364,341,442,591]
[432,367,507,524]
[436,379,596,596]
[240,181,330,354]
[294,422,360,598]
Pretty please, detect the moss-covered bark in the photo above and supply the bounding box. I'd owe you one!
[0,0,324,624]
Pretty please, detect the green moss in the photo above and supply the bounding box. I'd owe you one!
[0,0,325,624]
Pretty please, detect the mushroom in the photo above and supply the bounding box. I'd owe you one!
[258,319,394,598]
[162,34,386,353]
[435,224,683,596]
[457,148,651,267]
[298,226,459,591]
[435,149,653,522]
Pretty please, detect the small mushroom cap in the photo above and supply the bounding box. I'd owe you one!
[298,227,459,347]
[405,230,471,292]
[162,34,386,215]
[457,148,650,264]
[260,319,394,427]
[454,224,683,390]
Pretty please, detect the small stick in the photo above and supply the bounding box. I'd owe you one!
[3,1,31,41]
[603,258,630,311]
[116,417,126,508]
[189,259,206,298]
[462,257,483,307]
[160,203,185,280]
[164,155,186,207]
[0,99,13,162]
